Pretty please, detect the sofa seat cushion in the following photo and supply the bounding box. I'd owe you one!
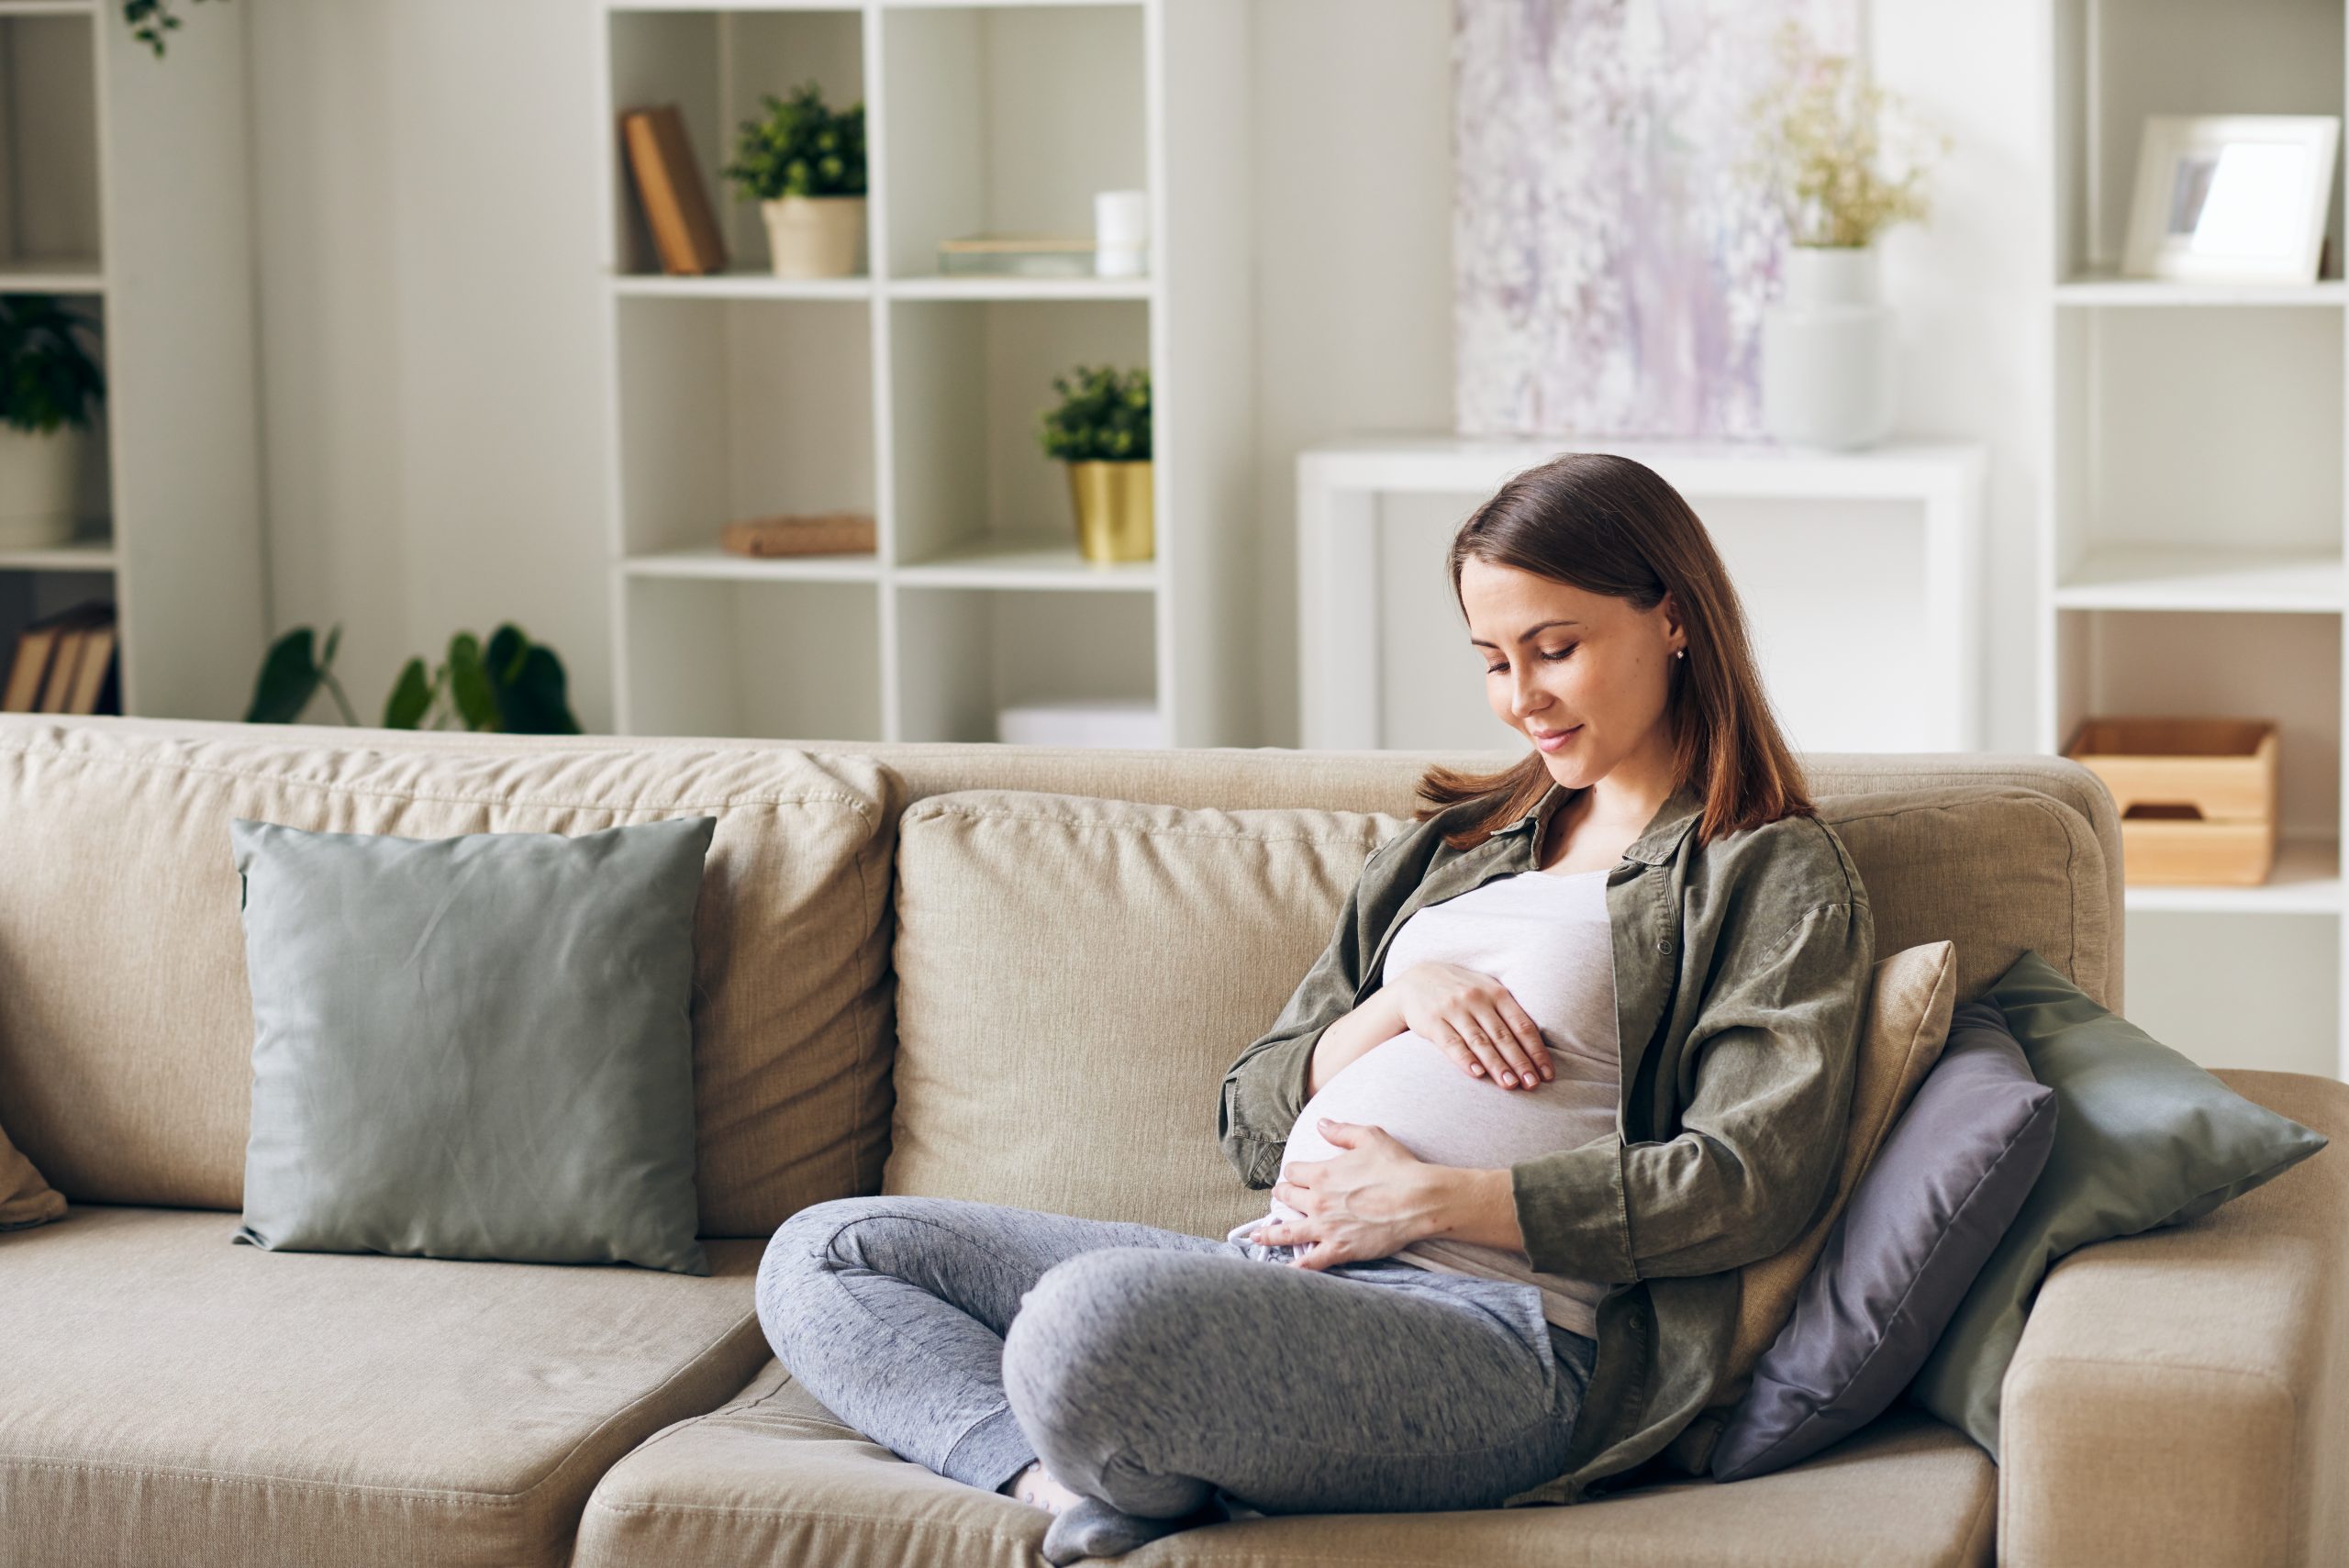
[0,1206,772,1568]
[572,1361,1997,1568]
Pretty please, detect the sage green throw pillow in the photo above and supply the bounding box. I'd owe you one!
[228,815,718,1275]
[1906,949,2328,1456]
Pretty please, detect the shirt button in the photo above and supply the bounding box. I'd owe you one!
[1657,937,1675,954]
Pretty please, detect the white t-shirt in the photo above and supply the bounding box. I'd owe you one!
[1229,866,1621,1337]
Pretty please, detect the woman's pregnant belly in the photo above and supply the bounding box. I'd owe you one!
[1268,1030,1618,1205]
[1227,1027,1622,1333]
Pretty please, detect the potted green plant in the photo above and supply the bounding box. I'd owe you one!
[723,82,867,280]
[0,295,105,550]
[1037,364,1152,564]
[246,622,582,733]
[1742,23,1948,449]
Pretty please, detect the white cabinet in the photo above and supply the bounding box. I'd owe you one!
[1293,438,1987,757]
[594,0,1256,746]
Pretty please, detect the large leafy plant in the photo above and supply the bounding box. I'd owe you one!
[1742,22,1948,248]
[247,623,582,733]
[1037,365,1151,463]
[724,83,867,201]
[0,295,105,436]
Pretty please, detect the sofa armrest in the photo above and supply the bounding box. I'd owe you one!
[1999,1069,2349,1568]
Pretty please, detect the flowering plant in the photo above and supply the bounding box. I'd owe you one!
[1742,23,1949,247]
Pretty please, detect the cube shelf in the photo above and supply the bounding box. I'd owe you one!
[0,2,264,719]
[2038,0,2349,1077]
[893,584,1152,743]
[622,574,883,740]
[596,0,1252,746]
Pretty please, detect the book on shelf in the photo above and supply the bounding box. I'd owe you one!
[4,601,117,716]
[719,511,877,558]
[61,619,118,715]
[620,104,729,277]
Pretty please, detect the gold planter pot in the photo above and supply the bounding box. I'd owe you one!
[1064,460,1154,563]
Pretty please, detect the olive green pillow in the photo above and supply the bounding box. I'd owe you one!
[1905,949,2329,1455]
[229,815,717,1274]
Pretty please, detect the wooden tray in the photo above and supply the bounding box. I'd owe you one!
[2063,717,2278,886]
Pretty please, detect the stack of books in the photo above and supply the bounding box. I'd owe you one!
[2,601,119,715]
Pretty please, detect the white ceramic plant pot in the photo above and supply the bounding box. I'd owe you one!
[1760,245,1897,450]
[0,424,84,549]
[761,195,866,280]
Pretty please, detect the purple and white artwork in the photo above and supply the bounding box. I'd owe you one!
[1453,0,1861,439]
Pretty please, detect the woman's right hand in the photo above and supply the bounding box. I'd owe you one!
[1388,962,1553,1090]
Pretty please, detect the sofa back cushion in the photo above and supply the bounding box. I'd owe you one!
[0,721,897,1236]
[884,789,1408,1238]
[882,780,2114,1243]
[1814,784,2112,1013]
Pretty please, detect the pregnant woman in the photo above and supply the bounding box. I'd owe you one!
[756,451,1876,1562]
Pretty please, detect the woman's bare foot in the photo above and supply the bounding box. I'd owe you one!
[1001,1460,1085,1515]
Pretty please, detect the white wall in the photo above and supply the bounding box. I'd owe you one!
[1247,0,1458,750]
[1246,0,2049,760]
[248,0,611,728]
[243,0,2044,753]
[233,0,2339,1075]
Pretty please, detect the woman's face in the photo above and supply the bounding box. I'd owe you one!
[1459,556,1686,791]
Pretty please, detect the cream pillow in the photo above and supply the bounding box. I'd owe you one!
[1,1117,66,1230]
[884,789,1409,1240]
[1664,939,1959,1473]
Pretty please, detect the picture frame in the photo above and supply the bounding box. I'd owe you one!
[2121,114,2341,284]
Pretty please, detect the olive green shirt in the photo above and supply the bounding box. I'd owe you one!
[1216,776,1874,1506]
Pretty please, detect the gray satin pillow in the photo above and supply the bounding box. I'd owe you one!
[229,815,717,1274]
[1712,1000,2056,1481]
[1906,949,2331,1456]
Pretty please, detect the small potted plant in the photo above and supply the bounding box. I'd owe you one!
[1038,364,1152,564]
[1742,23,1948,449]
[724,82,867,280]
[0,295,105,550]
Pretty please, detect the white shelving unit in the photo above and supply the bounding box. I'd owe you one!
[2038,0,2349,1076]
[592,0,1255,745]
[0,0,264,717]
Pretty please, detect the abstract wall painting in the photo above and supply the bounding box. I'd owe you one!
[1453,0,1862,439]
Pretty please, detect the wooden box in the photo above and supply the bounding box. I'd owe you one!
[2063,717,2279,886]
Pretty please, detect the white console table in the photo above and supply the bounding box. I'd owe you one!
[1297,437,1988,751]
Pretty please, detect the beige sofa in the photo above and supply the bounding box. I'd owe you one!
[0,713,2340,1568]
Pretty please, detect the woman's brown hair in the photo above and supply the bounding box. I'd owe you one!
[1414,450,1815,851]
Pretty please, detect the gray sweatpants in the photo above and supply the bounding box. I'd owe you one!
[755,1195,1600,1519]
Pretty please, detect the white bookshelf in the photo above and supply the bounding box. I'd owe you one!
[0,0,264,718]
[0,0,264,717]
[593,0,1255,745]
[2037,0,2349,1077]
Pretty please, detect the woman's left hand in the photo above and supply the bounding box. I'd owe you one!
[1259,1119,1448,1270]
